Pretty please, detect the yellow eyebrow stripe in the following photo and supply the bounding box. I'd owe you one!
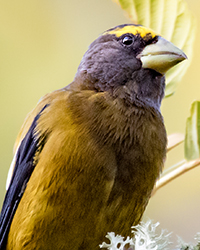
[104,25,157,38]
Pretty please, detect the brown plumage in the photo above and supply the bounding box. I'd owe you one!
[0,24,186,250]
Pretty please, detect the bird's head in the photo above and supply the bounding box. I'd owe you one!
[74,24,187,108]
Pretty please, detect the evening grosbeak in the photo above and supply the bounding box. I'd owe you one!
[0,24,187,250]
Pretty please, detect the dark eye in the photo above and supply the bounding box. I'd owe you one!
[122,36,133,46]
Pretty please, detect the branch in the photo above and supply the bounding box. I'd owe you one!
[152,158,200,195]
[167,133,184,152]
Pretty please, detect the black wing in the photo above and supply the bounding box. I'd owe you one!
[0,105,48,249]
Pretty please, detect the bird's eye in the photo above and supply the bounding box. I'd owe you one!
[122,36,133,46]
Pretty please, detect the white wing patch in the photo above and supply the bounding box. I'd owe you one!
[6,147,19,190]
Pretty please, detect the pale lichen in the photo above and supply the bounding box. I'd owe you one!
[100,220,171,250]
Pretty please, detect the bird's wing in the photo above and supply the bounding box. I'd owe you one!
[0,91,55,249]
[6,92,55,190]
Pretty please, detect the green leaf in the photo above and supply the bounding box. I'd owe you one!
[185,101,200,161]
[113,0,196,97]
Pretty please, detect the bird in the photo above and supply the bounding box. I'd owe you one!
[0,24,187,250]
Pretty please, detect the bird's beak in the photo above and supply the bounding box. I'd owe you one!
[138,36,187,75]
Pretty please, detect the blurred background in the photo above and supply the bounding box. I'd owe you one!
[0,0,199,246]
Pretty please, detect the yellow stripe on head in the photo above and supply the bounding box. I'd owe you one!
[104,24,158,39]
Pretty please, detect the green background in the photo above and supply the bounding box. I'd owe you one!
[0,0,200,245]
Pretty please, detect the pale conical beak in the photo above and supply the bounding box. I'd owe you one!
[138,36,187,75]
